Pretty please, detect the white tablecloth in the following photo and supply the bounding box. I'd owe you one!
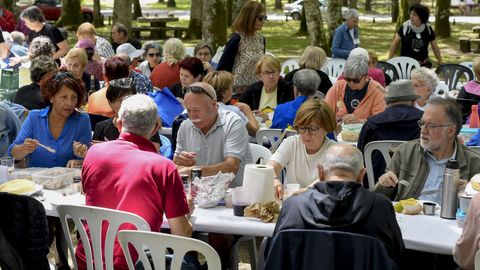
[41,190,461,254]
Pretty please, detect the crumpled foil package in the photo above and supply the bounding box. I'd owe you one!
[192,172,235,208]
[244,201,280,223]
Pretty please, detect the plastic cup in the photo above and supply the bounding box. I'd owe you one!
[1,157,15,173]
[232,187,249,216]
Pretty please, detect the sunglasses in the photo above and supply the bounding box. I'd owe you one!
[54,71,75,81]
[184,86,215,100]
[257,15,268,22]
[109,78,133,88]
[148,53,161,57]
[345,77,364,83]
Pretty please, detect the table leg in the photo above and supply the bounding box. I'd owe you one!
[151,22,167,39]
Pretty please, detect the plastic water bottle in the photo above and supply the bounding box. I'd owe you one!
[469,105,479,128]
[441,160,459,219]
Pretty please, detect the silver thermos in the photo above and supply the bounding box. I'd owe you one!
[441,159,459,219]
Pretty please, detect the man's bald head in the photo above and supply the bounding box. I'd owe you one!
[318,144,365,183]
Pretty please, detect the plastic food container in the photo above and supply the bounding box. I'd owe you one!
[456,209,466,228]
[341,124,363,142]
[458,127,478,145]
[9,167,48,180]
[31,167,75,190]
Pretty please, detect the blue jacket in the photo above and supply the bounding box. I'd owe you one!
[9,107,92,167]
[331,23,359,59]
[271,96,309,129]
[0,102,21,157]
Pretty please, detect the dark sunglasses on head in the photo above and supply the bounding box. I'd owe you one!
[148,53,161,57]
[345,77,363,83]
[257,15,268,22]
[184,86,215,100]
[54,71,75,81]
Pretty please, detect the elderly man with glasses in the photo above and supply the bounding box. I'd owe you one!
[375,97,480,205]
[174,82,252,187]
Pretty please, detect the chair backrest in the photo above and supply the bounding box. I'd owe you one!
[386,56,420,79]
[376,61,399,82]
[364,140,405,191]
[118,230,221,270]
[264,229,395,270]
[434,81,450,97]
[57,205,151,270]
[211,45,224,64]
[322,58,346,78]
[249,143,272,164]
[461,61,474,74]
[256,129,297,150]
[280,58,299,76]
[435,64,475,90]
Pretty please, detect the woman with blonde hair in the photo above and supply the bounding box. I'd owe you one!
[150,38,186,89]
[267,98,337,199]
[203,71,259,135]
[64,48,100,95]
[217,0,267,94]
[284,46,332,95]
[240,54,294,111]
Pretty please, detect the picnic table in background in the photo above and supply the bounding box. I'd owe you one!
[132,16,187,39]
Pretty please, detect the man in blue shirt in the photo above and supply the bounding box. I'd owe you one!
[271,69,320,129]
[331,9,360,59]
[0,102,21,157]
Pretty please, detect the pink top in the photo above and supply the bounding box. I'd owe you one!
[76,132,189,270]
[325,78,386,121]
[454,193,480,270]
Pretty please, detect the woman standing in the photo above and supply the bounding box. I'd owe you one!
[388,4,442,68]
[217,0,266,94]
[331,9,360,60]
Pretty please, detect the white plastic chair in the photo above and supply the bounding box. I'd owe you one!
[118,230,221,270]
[321,58,346,78]
[212,45,224,64]
[280,58,299,76]
[434,81,450,98]
[57,205,151,270]
[250,143,272,164]
[159,127,172,136]
[364,140,405,191]
[256,129,297,150]
[387,56,420,80]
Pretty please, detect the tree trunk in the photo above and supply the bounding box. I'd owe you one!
[297,5,307,35]
[391,0,399,23]
[132,0,142,19]
[303,0,328,53]
[167,0,176,8]
[349,0,357,9]
[274,0,282,10]
[435,0,450,38]
[93,0,103,27]
[397,0,421,29]
[261,0,266,6]
[342,0,348,6]
[365,0,372,12]
[187,0,203,39]
[113,0,133,30]
[226,0,233,26]
[158,0,165,3]
[203,0,227,50]
[58,0,83,27]
[327,0,343,56]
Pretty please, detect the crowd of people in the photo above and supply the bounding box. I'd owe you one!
[2,1,480,269]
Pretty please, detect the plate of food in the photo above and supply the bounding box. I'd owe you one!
[393,198,439,215]
[0,179,43,196]
[340,124,363,142]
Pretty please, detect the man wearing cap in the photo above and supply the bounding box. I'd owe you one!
[174,82,252,187]
[111,23,141,52]
[375,97,480,205]
[357,80,423,187]
[117,44,153,94]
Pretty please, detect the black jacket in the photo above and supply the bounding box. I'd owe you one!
[273,181,404,265]
[357,104,423,186]
[239,78,294,110]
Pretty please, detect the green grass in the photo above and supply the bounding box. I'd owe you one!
[76,0,479,65]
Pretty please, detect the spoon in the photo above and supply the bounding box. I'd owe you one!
[37,142,56,153]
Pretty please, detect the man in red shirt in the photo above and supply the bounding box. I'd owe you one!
[78,94,193,270]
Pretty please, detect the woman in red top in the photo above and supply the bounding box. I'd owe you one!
[150,38,185,89]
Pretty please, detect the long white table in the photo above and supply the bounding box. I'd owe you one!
[42,190,461,255]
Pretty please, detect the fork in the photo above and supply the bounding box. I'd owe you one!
[37,142,56,153]
[399,180,410,187]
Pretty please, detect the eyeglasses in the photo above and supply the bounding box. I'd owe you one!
[345,77,363,84]
[417,120,453,130]
[54,72,75,81]
[184,86,215,100]
[196,52,211,57]
[294,125,321,135]
[109,78,133,88]
[257,15,268,22]
[148,53,161,57]
[261,71,278,77]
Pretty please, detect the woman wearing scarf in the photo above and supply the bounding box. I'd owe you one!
[388,4,442,68]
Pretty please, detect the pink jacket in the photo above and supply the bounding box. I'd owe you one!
[325,79,386,121]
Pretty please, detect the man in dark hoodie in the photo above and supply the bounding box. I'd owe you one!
[272,144,404,265]
[357,79,423,187]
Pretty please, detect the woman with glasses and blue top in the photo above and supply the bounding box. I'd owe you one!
[217,0,267,95]
[8,71,92,168]
[267,98,337,200]
[325,48,386,124]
